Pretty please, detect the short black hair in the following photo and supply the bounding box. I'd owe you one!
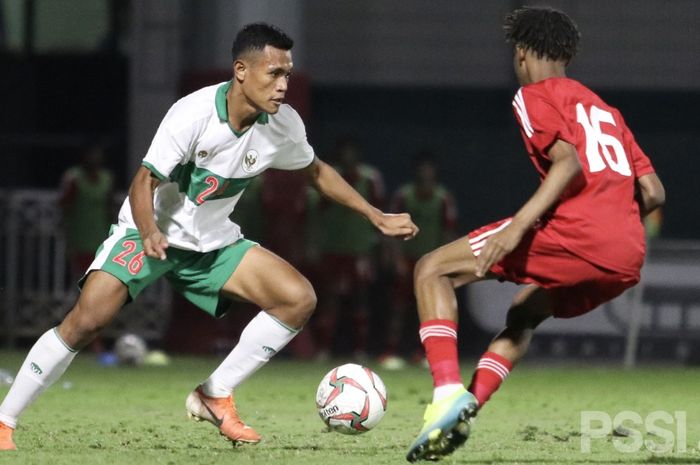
[503,6,580,64]
[231,23,294,61]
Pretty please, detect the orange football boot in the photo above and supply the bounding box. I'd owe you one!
[185,386,261,444]
[0,423,16,451]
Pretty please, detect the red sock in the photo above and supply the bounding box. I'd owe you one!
[419,319,461,387]
[467,351,513,406]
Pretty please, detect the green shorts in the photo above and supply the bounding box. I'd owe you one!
[80,225,257,317]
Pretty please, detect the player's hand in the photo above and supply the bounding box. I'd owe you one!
[372,211,419,240]
[475,224,524,278]
[142,229,169,260]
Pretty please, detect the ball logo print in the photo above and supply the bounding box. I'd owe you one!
[315,363,387,434]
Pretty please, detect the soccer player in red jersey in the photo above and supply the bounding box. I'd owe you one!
[407,7,665,462]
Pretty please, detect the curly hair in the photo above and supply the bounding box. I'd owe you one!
[503,7,580,64]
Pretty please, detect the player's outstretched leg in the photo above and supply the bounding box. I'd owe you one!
[0,328,77,451]
[406,237,483,461]
[185,310,305,444]
[186,245,315,444]
[467,286,551,408]
[406,386,478,462]
[0,271,127,451]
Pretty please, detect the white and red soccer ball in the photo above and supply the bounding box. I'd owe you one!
[316,363,388,434]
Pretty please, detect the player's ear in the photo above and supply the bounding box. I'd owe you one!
[233,60,246,83]
[515,45,527,63]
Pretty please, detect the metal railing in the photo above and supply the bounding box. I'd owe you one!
[1,189,171,348]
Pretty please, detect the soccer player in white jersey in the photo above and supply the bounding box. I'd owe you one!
[0,23,418,451]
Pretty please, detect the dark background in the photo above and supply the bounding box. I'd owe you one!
[1,0,699,361]
[0,54,700,238]
[2,55,697,237]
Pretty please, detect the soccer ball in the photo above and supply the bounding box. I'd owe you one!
[114,333,147,366]
[316,363,388,434]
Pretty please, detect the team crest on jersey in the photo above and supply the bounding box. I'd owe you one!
[242,149,259,173]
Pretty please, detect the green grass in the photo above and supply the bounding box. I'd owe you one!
[0,351,699,464]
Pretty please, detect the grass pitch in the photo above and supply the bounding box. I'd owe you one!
[0,351,699,465]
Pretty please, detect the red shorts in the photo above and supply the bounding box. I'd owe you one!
[468,218,640,318]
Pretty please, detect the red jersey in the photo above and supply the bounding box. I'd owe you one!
[511,77,655,276]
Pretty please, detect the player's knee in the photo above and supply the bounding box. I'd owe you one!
[288,281,317,321]
[300,285,318,317]
[414,252,439,286]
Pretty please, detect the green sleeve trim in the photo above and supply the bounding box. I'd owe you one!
[53,327,78,353]
[142,161,167,181]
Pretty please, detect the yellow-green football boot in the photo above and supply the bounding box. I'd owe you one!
[406,387,478,462]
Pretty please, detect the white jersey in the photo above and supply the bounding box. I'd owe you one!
[117,81,315,252]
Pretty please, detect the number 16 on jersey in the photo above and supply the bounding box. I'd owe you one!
[576,103,631,177]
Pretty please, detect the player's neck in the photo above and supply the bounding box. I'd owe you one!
[526,61,567,85]
[226,87,262,134]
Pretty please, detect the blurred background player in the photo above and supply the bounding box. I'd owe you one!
[59,142,114,281]
[407,7,665,461]
[0,23,418,451]
[379,151,457,369]
[311,136,385,360]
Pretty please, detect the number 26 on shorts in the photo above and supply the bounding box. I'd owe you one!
[576,103,631,176]
[112,240,146,275]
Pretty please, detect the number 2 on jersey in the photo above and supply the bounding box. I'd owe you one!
[196,176,219,205]
[576,103,631,176]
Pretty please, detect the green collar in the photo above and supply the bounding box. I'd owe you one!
[215,81,269,137]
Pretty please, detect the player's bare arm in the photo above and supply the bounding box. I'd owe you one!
[128,166,169,260]
[636,173,665,217]
[476,139,582,277]
[303,157,419,239]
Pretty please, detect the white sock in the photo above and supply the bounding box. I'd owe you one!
[432,383,464,403]
[0,328,78,428]
[201,311,298,397]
